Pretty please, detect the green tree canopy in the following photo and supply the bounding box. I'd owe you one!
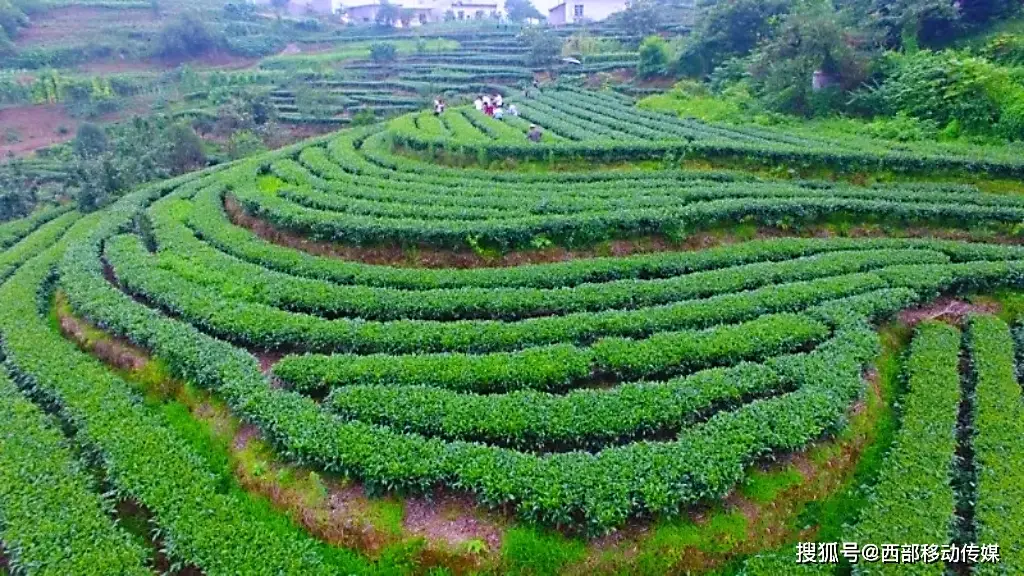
[156,12,219,59]
[72,123,108,160]
[520,26,561,67]
[505,0,543,21]
[638,35,671,78]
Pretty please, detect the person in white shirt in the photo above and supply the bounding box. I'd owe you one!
[494,93,503,108]
[508,104,519,117]
[474,97,483,111]
[494,107,504,120]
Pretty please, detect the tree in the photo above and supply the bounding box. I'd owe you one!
[563,30,622,57]
[505,0,542,21]
[156,12,219,59]
[864,0,958,48]
[370,41,397,63]
[0,159,37,221]
[749,1,867,116]
[225,130,266,160]
[960,0,1020,27]
[676,0,790,77]
[520,26,561,67]
[164,122,206,175]
[72,123,108,159]
[616,0,659,38]
[243,91,275,126]
[0,28,15,58]
[399,8,415,27]
[351,109,377,126]
[374,0,401,26]
[73,155,118,213]
[637,35,670,78]
[0,0,28,40]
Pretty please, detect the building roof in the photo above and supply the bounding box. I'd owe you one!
[549,2,564,12]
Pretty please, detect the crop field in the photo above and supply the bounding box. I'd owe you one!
[3,88,1024,575]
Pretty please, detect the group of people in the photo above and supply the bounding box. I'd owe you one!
[474,93,518,121]
[433,91,542,142]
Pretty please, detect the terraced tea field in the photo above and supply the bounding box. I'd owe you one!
[2,90,1024,574]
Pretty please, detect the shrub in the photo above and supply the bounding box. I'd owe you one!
[369,42,397,63]
[156,13,220,59]
[637,35,670,78]
[73,123,108,159]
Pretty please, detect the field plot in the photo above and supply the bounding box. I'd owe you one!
[3,88,1024,575]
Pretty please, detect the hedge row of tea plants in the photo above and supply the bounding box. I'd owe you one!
[968,315,1024,575]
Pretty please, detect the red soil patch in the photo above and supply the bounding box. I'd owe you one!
[403,490,505,553]
[0,99,146,157]
[76,58,160,74]
[898,296,1001,327]
[0,105,79,156]
[79,51,261,74]
[15,6,159,47]
[59,309,149,373]
[255,349,285,375]
[264,123,339,150]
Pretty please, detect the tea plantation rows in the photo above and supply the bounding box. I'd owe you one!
[1,91,1023,574]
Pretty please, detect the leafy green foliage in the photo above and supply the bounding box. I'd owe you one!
[370,41,397,63]
[505,0,542,22]
[72,122,108,160]
[225,130,267,161]
[520,26,561,67]
[614,0,659,38]
[391,89,1024,177]
[156,12,220,60]
[0,369,150,575]
[748,1,869,117]
[0,210,79,283]
[970,316,1024,574]
[677,0,790,77]
[637,35,670,78]
[850,321,961,574]
[0,204,71,247]
[859,49,1024,139]
[500,527,586,574]
[0,176,373,575]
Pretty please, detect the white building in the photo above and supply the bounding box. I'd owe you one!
[548,0,626,25]
[436,0,501,20]
[340,0,501,25]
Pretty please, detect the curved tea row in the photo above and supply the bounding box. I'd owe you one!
[2,97,1024,573]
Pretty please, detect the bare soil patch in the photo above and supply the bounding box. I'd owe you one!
[0,98,147,157]
[264,123,339,150]
[898,296,1001,327]
[0,105,78,156]
[403,490,505,552]
[59,304,149,373]
[15,6,158,47]
[79,50,260,74]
